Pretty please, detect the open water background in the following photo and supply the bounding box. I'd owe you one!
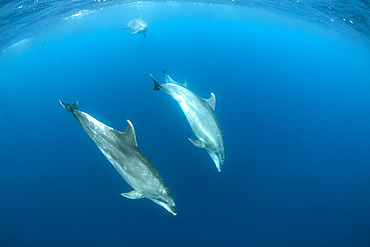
[0,1,369,246]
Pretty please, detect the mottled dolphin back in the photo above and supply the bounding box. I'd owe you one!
[59,100,176,215]
[149,72,225,172]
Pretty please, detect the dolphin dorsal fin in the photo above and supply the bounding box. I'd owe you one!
[124,120,137,146]
[204,93,216,111]
[121,190,144,199]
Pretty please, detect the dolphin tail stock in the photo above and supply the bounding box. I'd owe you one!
[150,74,161,91]
[59,100,78,113]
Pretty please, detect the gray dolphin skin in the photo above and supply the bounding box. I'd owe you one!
[124,13,148,38]
[150,71,225,172]
[59,100,176,215]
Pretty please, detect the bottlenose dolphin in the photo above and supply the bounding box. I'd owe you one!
[59,101,176,215]
[150,71,225,172]
[123,13,148,38]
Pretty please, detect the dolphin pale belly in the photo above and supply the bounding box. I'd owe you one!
[59,100,176,215]
[123,13,148,38]
[150,71,225,172]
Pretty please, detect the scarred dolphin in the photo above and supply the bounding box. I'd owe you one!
[59,100,176,215]
[150,71,225,172]
[122,13,148,38]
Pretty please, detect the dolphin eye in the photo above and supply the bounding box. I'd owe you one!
[156,197,166,204]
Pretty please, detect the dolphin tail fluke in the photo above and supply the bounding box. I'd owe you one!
[150,74,161,91]
[59,100,78,113]
[161,70,188,88]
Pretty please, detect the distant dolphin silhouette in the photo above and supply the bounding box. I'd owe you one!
[122,13,148,38]
[150,71,225,172]
[59,101,176,215]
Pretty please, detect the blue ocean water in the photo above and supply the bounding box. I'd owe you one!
[1,1,370,246]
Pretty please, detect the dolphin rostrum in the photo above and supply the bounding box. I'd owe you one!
[150,70,225,172]
[59,100,176,215]
[122,13,148,38]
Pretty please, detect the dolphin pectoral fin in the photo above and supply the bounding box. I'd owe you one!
[121,190,144,199]
[59,100,78,113]
[130,30,140,35]
[144,32,146,38]
[204,93,216,111]
[124,120,138,146]
[150,74,161,91]
[188,138,206,149]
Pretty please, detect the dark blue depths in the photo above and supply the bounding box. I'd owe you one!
[0,5,370,247]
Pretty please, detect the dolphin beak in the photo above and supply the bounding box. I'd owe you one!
[164,204,177,216]
[215,161,222,173]
[153,199,177,216]
[209,151,223,172]
[169,207,177,216]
